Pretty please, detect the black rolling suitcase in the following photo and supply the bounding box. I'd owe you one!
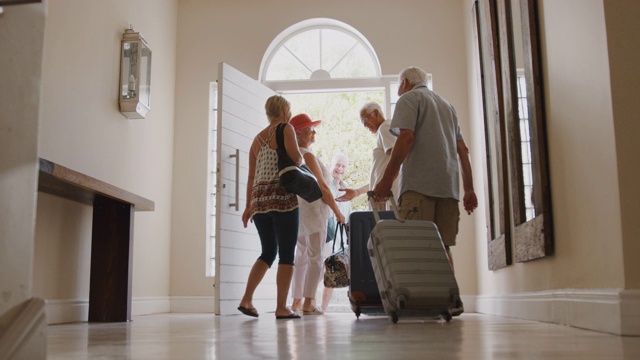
[348,210,395,318]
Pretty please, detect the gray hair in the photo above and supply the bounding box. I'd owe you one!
[359,101,382,115]
[399,66,428,87]
[332,152,349,166]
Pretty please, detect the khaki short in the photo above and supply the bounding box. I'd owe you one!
[398,191,460,247]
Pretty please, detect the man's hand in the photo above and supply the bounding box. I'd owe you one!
[463,190,478,215]
[372,179,392,203]
[336,188,357,202]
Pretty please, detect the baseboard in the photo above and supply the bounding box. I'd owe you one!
[45,297,172,324]
[131,297,171,316]
[475,289,640,336]
[0,298,47,360]
[44,299,88,324]
[42,291,640,335]
[170,296,215,313]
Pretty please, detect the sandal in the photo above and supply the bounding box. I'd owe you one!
[276,312,301,320]
[237,306,259,318]
[302,307,324,316]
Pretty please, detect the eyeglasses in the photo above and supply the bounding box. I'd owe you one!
[360,111,375,124]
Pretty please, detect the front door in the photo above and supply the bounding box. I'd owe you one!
[215,63,277,315]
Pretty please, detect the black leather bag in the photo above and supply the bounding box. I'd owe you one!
[324,223,350,288]
[275,124,323,203]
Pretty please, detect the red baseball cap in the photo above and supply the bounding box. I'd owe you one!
[290,113,322,131]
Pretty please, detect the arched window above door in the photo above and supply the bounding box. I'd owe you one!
[260,18,381,82]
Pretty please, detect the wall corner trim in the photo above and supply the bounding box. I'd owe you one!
[0,298,47,360]
[475,288,640,336]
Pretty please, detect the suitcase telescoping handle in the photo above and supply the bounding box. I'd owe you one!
[367,191,403,223]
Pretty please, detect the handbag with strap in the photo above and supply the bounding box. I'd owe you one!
[326,216,336,243]
[275,123,323,203]
[324,222,350,288]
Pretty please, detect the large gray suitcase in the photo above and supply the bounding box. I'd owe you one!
[366,193,460,323]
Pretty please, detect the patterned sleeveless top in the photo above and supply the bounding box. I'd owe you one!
[250,127,298,216]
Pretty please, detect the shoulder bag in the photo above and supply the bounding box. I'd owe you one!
[275,123,323,203]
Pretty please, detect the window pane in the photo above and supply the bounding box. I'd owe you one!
[321,29,357,72]
[264,23,379,81]
[285,90,384,211]
[286,29,320,71]
[330,44,377,78]
[266,48,312,80]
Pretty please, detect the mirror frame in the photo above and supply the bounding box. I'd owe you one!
[503,0,553,261]
[475,0,553,268]
[474,0,512,270]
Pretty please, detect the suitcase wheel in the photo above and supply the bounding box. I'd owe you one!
[389,312,399,324]
[441,311,452,322]
[397,295,406,309]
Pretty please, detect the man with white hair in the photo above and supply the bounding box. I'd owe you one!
[336,101,398,210]
[372,66,478,316]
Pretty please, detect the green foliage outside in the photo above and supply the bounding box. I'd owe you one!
[286,91,385,211]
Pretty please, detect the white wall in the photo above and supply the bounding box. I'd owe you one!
[32,0,178,320]
[0,2,44,317]
[603,0,640,289]
[172,0,478,301]
[0,3,47,358]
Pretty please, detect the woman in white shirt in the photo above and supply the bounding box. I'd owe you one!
[289,114,345,315]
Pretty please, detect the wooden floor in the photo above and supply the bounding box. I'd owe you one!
[46,312,640,359]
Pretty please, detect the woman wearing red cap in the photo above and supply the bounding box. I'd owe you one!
[238,95,304,319]
[289,113,346,315]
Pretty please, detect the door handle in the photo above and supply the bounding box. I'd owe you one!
[229,149,239,211]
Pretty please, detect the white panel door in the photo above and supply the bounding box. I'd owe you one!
[215,63,277,315]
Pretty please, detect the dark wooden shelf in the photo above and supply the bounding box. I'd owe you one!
[38,158,154,211]
[37,158,155,322]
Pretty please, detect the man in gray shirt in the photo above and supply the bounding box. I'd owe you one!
[372,66,478,315]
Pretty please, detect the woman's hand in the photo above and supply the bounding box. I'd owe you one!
[335,211,345,225]
[242,207,253,228]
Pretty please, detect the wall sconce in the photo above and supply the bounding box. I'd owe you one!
[119,26,151,119]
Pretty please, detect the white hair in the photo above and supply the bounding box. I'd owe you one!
[399,66,428,87]
[331,152,349,166]
[359,101,382,115]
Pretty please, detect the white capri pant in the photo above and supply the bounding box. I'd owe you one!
[291,226,328,299]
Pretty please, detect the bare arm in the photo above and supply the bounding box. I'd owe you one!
[373,129,413,201]
[457,139,478,215]
[242,138,260,227]
[336,184,368,202]
[304,152,345,224]
[337,144,393,202]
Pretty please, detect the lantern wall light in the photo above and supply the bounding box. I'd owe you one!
[119,26,151,119]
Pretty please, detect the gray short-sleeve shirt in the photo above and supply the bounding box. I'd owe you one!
[390,85,463,200]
